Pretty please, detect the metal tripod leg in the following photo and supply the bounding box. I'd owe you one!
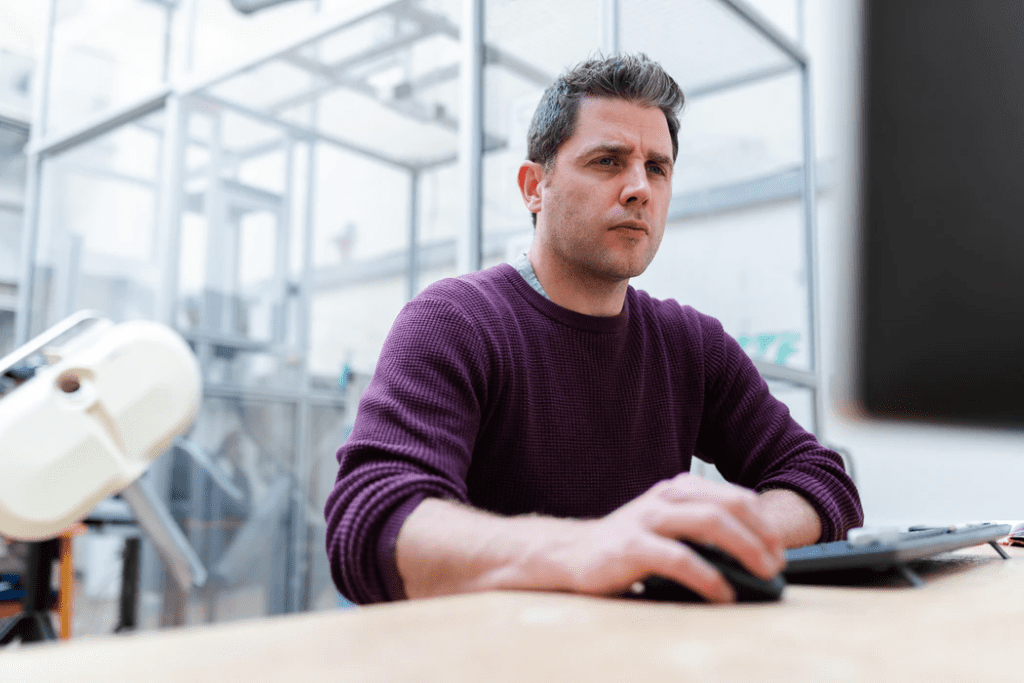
[0,540,59,645]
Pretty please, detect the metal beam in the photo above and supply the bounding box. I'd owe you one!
[484,45,553,87]
[753,359,818,389]
[176,0,412,98]
[393,63,460,99]
[272,54,504,150]
[685,62,797,100]
[276,52,376,97]
[0,109,31,132]
[325,28,433,74]
[717,0,809,66]
[266,55,374,113]
[410,134,507,172]
[0,197,24,213]
[313,226,527,290]
[201,381,345,406]
[667,162,832,223]
[198,93,416,170]
[272,55,508,153]
[51,162,157,189]
[28,87,171,159]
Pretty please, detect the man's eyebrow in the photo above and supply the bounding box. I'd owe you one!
[581,143,673,168]
[648,151,674,169]
[581,143,631,157]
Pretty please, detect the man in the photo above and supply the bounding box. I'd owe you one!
[325,54,862,606]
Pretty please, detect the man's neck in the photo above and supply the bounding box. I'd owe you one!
[526,246,629,317]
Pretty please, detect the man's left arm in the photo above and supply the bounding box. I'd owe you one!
[695,314,863,544]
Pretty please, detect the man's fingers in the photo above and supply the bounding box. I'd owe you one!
[651,475,785,561]
[642,501,783,579]
[634,535,736,603]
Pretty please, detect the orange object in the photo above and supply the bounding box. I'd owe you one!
[56,525,87,639]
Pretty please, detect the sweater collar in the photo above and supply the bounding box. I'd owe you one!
[498,263,630,334]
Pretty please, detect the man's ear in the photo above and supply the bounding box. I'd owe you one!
[518,161,544,214]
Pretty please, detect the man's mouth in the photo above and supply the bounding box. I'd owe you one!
[611,221,649,234]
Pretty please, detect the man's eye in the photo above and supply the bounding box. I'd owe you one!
[647,164,666,175]
[597,157,616,166]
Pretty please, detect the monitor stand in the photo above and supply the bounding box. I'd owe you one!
[894,539,1009,587]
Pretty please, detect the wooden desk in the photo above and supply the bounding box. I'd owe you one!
[2,545,1021,682]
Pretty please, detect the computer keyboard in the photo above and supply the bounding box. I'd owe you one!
[783,522,1011,581]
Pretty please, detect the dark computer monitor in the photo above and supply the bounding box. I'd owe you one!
[856,0,1024,428]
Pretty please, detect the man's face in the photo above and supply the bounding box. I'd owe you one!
[532,96,674,283]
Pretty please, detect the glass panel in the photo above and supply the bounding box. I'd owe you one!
[632,198,811,371]
[31,111,164,335]
[190,0,398,80]
[0,121,27,353]
[482,0,602,257]
[301,401,353,611]
[619,0,796,95]
[46,0,169,135]
[485,0,602,81]
[766,381,815,435]
[176,104,296,350]
[311,145,410,268]
[307,140,411,380]
[0,47,34,116]
[674,72,803,195]
[157,396,298,625]
[202,0,464,169]
[310,276,409,378]
[742,0,801,43]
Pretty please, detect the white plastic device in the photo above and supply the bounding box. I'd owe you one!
[0,313,202,541]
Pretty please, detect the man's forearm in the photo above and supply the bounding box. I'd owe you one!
[758,488,823,547]
[395,497,580,599]
[394,474,788,603]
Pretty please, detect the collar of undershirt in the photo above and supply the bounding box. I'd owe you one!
[497,262,630,334]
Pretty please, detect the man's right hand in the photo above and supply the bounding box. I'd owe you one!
[396,473,786,603]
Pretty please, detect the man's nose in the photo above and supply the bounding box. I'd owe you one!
[620,161,651,206]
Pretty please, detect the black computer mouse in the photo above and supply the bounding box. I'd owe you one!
[624,541,786,603]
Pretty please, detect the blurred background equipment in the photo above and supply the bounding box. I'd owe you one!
[0,310,202,644]
[855,0,1024,428]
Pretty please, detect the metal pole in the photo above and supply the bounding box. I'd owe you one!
[14,0,58,345]
[285,134,310,613]
[408,171,420,300]
[602,0,620,55]
[287,102,319,612]
[456,0,483,275]
[800,63,824,438]
[154,94,187,327]
[275,139,294,344]
[797,0,806,46]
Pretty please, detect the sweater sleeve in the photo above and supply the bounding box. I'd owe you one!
[324,293,489,604]
[694,314,864,542]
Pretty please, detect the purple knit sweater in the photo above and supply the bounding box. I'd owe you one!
[325,264,863,604]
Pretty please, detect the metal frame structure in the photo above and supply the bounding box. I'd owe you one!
[14,0,827,623]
